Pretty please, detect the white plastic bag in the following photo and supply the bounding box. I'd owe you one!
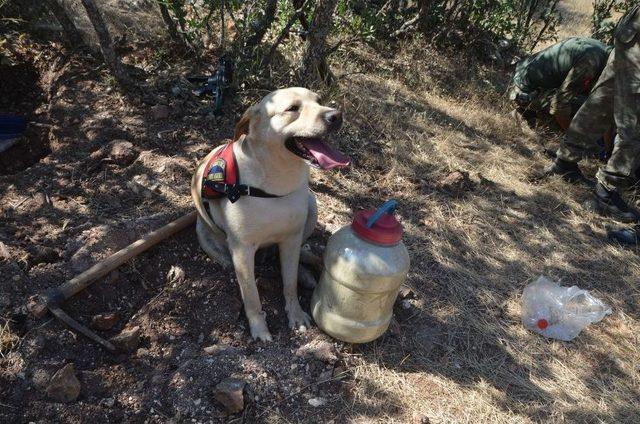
[521,276,612,341]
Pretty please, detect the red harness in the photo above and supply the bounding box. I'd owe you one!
[202,141,280,203]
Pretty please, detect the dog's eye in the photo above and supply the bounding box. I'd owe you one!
[286,104,300,112]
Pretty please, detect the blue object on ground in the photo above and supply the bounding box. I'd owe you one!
[0,114,27,153]
[607,227,638,245]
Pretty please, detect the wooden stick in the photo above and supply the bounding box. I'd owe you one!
[57,211,197,300]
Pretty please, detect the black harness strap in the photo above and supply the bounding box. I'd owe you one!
[203,181,281,203]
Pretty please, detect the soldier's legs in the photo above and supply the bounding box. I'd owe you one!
[596,35,640,190]
[556,53,616,163]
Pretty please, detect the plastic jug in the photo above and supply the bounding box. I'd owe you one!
[311,200,410,343]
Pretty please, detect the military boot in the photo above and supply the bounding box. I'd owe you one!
[542,158,584,182]
[595,183,639,223]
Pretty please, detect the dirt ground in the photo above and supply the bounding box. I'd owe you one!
[2,5,640,424]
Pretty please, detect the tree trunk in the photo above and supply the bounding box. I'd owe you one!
[79,0,130,87]
[292,0,310,39]
[45,0,84,47]
[299,0,338,86]
[158,2,185,48]
[245,0,278,49]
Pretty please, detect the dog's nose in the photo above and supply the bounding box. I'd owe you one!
[324,110,343,131]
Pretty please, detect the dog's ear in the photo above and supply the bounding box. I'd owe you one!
[234,105,256,141]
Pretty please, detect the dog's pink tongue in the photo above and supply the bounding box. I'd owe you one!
[301,138,351,169]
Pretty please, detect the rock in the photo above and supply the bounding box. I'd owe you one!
[46,363,81,403]
[109,140,138,166]
[213,378,245,414]
[398,285,416,299]
[582,198,601,213]
[26,295,48,319]
[32,369,51,391]
[91,312,118,330]
[308,397,327,407]
[101,397,116,408]
[166,265,185,284]
[437,170,473,195]
[127,174,161,197]
[203,343,234,356]
[110,326,141,352]
[295,338,338,364]
[0,241,10,260]
[152,105,170,120]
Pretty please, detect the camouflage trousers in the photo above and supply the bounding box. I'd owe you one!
[557,10,640,190]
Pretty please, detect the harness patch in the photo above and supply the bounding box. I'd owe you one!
[202,142,238,200]
[200,140,281,203]
[207,158,227,182]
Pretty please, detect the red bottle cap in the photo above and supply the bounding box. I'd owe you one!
[537,319,549,329]
[351,201,403,246]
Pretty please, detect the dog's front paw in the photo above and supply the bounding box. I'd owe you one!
[249,316,273,342]
[287,304,311,332]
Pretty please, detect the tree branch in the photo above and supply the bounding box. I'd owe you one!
[263,0,308,67]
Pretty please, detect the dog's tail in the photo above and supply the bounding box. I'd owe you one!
[191,148,227,238]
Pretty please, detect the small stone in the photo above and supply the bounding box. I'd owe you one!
[110,326,141,352]
[91,312,118,330]
[296,338,338,364]
[214,378,245,414]
[437,170,473,195]
[398,285,416,299]
[308,397,327,407]
[109,140,138,166]
[46,363,81,403]
[166,265,185,284]
[32,369,51,391]
[101,397,115,408]
[135,348,149,358]
[583,198,601,213]
[0,241,10,260]
[152,104,170,120]
[402,299,412,310]
[203,344,233,356]
[27,295,48,319]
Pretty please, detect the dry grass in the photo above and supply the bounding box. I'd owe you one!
[555,0,595,44]
[0,319,19,358]
[305,14,640,421]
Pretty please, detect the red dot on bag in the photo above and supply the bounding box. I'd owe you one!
[537,319,549,329]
